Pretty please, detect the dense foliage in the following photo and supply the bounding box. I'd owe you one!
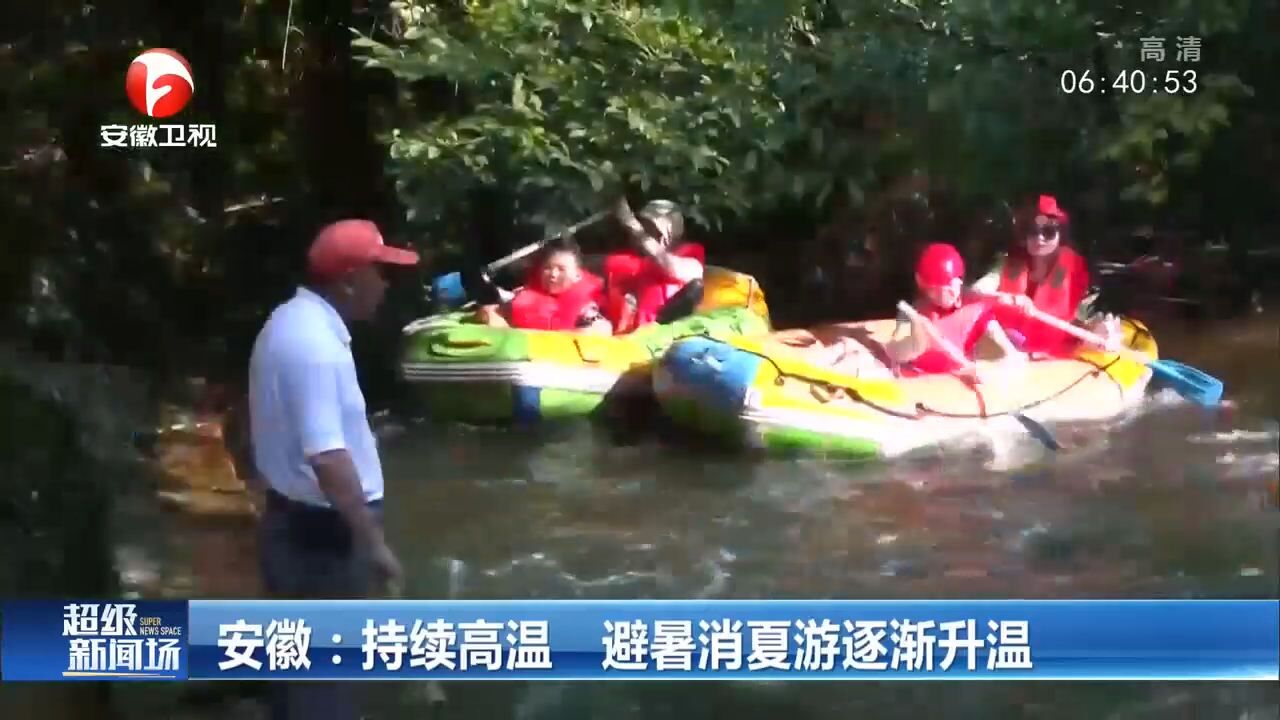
[1,0,1276,394]
[358,1,1264,230]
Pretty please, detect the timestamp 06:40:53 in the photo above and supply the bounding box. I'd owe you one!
[1059,68,1198,95]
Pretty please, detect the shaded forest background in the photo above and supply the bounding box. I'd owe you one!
[1,0,1277,406]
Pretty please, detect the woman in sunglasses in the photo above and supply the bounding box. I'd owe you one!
[971,194,1120,356]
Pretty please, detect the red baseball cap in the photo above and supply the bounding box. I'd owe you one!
[307,219,419,280]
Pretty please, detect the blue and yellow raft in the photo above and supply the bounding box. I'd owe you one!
[653,316,1160,458]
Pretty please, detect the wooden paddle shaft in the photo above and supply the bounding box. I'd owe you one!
[895,301,975,371]
[1018,305,1148,362]
[487,209,610,272]
[1020,305,1104,344]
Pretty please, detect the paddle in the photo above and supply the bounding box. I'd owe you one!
[429,209,610,309]
[1012,303,1224,407]
[612,195,652,243]
[613,196,708,325]
[896,301,1063,452]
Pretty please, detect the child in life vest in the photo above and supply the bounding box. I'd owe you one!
[970,194,1122,355]
[476,236,613,334]
[883,243,1026,380]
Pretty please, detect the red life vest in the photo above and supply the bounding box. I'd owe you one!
[993,247,1089,355]
[506,270,605,331]
[602,243,706,334]
[900,296,997,376]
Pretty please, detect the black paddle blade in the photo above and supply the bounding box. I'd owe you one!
[1012,412,1062,451]
[463,269,504,306]
[655,279,705,324]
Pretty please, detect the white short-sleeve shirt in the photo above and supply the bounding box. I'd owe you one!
[248,287,384,507]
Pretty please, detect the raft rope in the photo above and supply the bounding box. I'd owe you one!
[967,377,990,419]
[909,323,1151,420]
[723,326,1141,423]
[723,346,929,421]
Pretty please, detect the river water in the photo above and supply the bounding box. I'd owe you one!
[25,312,1280,719]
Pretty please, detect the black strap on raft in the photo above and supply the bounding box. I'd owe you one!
[655,278,706,325]
[725,345,926,420]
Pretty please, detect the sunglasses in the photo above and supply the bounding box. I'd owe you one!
[1029,224,1061,240]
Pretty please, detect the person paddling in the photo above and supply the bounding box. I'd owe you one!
[476,235,613,334]
[604,199,706,334]
[971,194,1121,354]
[883,243,1026,381]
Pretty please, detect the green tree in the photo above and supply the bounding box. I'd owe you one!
[354,0,800,234]
[358,0,1259,250]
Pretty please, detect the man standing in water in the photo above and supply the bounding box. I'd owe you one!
[246,218,417,719]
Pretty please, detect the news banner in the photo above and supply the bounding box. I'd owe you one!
[2,600,1276,681]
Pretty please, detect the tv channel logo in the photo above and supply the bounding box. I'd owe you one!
[101,48,217,149]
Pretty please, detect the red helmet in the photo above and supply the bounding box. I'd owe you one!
[915,243,965,288]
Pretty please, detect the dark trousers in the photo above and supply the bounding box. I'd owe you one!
[258,489,383,720]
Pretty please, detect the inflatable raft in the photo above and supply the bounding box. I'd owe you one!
[400,266,770,423]
[653,316,1159,458]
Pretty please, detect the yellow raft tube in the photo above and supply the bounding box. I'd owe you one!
[400,266,771,423]
[653,315,1160,458]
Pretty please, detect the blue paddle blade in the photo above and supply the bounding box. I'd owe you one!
[432,272,466,308]
[1149,359,1223,407]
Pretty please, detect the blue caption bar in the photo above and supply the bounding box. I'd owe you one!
[194,599,1276,681]
[4,600,1276,681]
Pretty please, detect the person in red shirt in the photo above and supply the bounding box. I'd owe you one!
[971,195,1121,355]
[883,243,1026,380]
[476,236,613,334]
[602,199,706,334]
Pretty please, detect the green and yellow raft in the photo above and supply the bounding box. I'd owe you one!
[400,266,770,423]
[653,316,1160,459]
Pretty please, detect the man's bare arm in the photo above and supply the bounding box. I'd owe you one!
[310,449,387,550]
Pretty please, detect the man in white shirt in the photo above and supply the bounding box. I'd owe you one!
[246,218,418,719]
